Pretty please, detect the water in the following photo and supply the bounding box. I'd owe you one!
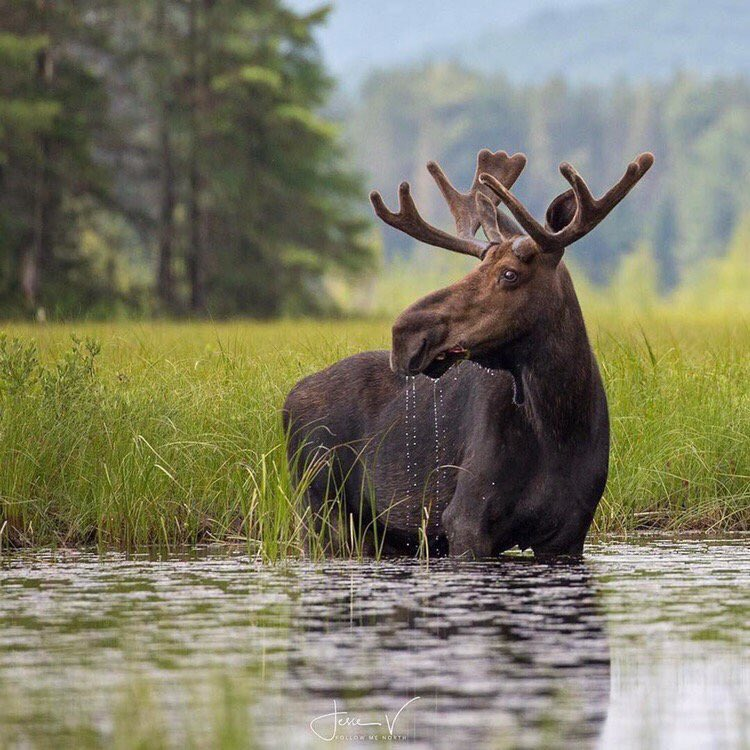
[404,375,421,496]
[432,378,443,506]
[0,538,748,749]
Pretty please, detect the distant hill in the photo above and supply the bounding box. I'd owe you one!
[286,0,608,88]
[457,0,750,83]
[288,0,750,88]
[349,66,750,284]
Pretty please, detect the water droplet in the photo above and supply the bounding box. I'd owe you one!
[411,377,418,490]
[432,379,441,505]
[404,376,412,491]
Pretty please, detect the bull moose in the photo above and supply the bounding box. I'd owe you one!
[284,147,654,557]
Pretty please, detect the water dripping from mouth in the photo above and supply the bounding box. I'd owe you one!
[411,376,418,493]
[471,361,496,377]
[405,376,412,488]
[432,379,441,505]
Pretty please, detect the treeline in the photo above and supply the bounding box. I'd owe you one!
[0,0,373,318]
[350,64,750,288]
[5,8,750,319]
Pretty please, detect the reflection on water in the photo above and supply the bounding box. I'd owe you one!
[286,559,609,748]
[0,538,747,749]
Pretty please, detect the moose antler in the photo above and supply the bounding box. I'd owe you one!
[479,152,654,251]
[370,150,527,259]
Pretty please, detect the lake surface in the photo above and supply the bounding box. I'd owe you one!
[0,538,748,749]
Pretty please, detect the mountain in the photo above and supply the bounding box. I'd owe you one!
[458,0,750,83]
[285,0,607,88]
[288,0,750,88]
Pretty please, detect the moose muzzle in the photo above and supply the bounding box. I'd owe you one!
[390,314,450,376]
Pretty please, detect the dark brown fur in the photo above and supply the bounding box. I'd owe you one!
[284,148,653,558]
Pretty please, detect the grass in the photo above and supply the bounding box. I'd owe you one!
[0,311,748,555]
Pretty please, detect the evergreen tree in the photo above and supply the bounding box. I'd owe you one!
[117,0,375,316]
[0,0,111,314]
[175,0,374,315]
[350,64,750,289]
[0,0,374,318]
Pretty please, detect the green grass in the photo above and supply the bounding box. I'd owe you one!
[0,312,748,555]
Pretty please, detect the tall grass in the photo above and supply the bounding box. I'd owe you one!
[0,313,747,554]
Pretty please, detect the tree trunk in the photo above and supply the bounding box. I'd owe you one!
[187,0,206,313]
[157,106,176,309]
[25,12,54,310]
[155,0,176,309]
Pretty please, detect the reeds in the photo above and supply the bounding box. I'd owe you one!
[0,313,747,556]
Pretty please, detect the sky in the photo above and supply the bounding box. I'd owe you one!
[286,0,610,86]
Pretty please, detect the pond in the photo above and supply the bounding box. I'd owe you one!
[0,537,748,749]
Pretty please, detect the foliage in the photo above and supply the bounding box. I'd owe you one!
[0,316,747,553]
[0,1,375,319]
[351,66,750,290]
[0,0,116,315]
[674,210,750,311]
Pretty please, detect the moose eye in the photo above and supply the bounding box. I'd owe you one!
[500,269,519,284]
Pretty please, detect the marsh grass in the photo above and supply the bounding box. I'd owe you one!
[0,313,747,556]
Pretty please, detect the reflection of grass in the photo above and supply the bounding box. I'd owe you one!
[0,312,747,554]
[0,672,423,749]
[0,674,263,750]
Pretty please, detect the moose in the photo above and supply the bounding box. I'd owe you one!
[284,147,654,557]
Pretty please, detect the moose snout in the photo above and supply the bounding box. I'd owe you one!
[390,316,448,375]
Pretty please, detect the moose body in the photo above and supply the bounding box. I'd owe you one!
[284,147,652,557]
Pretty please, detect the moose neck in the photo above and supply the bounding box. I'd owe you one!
[501,265,598,447]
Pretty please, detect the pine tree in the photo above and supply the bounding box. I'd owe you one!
[175,0,375,315]
[0,0,111,313]
[118,0,375,316]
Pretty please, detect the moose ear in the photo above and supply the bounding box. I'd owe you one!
[545,188,577,232]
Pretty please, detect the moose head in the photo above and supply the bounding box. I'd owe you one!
[370,150,654,382]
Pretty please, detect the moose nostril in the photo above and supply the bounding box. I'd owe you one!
[406,337,429,373]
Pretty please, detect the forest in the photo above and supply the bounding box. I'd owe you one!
[0,0,373,319]
[352,65,750,295]
[2,2,750,319]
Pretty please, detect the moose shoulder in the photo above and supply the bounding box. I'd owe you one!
[284,148,654,558]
